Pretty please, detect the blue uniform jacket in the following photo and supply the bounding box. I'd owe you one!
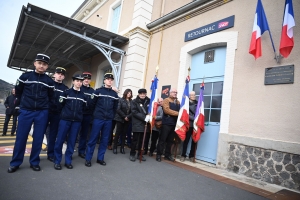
[59,88,87,122]
[81,84,95,115]
[15,71,54,111]
[91,86,119,120]
[49,81,68,114]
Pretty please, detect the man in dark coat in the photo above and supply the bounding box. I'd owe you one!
[2,89,18,136]
[129,88,150,162]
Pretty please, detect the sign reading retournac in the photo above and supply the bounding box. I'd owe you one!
[184,15,235,42]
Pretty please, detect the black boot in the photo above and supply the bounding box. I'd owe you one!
[113,148,117,154]
[120,147,125,154]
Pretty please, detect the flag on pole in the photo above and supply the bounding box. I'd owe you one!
[249,0,272,59]
[175,76,190,141]
[192,81,205,143]
[280,0,295,58]
[148,75,158,129]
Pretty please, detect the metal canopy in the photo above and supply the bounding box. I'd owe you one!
[7,3,129,87]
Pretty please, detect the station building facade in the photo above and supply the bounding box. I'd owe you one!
[49,0,300,190]
[68,0,300,190]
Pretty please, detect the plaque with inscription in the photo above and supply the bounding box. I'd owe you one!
[264,65,294,85]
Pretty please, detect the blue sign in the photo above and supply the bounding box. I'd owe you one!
[185,15,235,42]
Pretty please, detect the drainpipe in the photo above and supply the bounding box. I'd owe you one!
[143,0,165,87]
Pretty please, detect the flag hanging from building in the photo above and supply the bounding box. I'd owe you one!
[192,81,205,143]
[280,0,295,58]
[175,76,190,141]
[148,75,158,129]
[249,0,272,59]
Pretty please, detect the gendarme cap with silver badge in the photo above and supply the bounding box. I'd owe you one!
[35,53,50,64]
[72,74,84,81]
[104,73,114,80]
[55,67,66,75]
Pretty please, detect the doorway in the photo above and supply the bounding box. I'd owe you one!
[187,46,226,164]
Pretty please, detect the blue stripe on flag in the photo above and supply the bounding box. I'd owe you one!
[148,76,158,114]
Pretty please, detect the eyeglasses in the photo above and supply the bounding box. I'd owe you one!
[171,91,177,93]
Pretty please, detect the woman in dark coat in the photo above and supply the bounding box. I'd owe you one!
[113,89,132,154]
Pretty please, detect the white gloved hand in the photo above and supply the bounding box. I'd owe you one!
[144,115,150,122]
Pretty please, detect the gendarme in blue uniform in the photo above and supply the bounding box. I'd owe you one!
[78,82,95,156]
[85,85,118,164]
[47,79,68,161]
[10,68,54,169]
[54,85,87,168]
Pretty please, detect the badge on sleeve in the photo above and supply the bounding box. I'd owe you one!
[16,80,19,85]
[59,97,64,103]
[91,94,94,99]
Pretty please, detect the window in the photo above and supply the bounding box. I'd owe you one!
[204,50,215,63]
[110,4,121,33]
[193,81,223,123]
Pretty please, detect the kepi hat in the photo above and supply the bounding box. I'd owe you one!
[82,72,92,79]
[55,67,66,75]
[104,73,114,80]
[72,74,84,81]
[35,53,50,64]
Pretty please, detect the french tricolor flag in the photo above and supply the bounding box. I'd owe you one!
[249,0,271,59]
[175,76,190,141]
[192,81,205,143]
[280,0,295,58]
[148,75,158,129]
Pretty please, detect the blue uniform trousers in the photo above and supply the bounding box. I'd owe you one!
[85,119,112,161]
[78,114,92,154]
[47,113,61,158]
[10,109,48,167]
[54,120,81,165]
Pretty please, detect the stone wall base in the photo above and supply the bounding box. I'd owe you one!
[227,143,300,191]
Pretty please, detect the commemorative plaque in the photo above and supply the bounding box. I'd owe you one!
[264,65,294,85]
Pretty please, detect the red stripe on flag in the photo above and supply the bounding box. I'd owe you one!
[280,25,294,58]
[151,102,158,128]
[192,113,205,143]
[249,31,262,59]
[175,109,189,141]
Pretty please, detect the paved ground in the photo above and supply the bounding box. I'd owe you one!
[0,136,267,200]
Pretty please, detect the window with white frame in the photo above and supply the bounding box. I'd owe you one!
[110,4,121,33]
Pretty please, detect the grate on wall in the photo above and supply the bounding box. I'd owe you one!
[204,50,215,63]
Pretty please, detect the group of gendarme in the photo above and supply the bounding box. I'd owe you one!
[3,53,198,173]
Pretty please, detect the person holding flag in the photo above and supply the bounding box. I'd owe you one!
[192,81,205,156]
[180,91,198,162]
[142,76,158,155]
[156,88,180,162]
[175,76,190,141]
[129,88,150,162]
[149,98,163,157]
